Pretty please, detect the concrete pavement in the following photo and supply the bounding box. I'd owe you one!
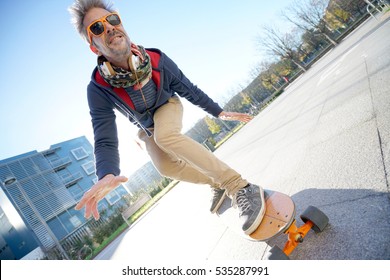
[95,15,390,260]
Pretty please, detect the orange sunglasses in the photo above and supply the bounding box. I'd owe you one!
[86,12,122,43]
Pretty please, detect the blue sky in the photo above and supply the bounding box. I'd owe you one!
[1,0,293,175]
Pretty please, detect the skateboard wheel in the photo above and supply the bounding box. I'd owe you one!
[266,246,290,260]
[300,206,329,233]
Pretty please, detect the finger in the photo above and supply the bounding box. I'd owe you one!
[75,196,89,210]
[75,191,93,210]
[105,176,128,191]
[84,199,94,219]
[74,201,84,210]
[241,116,253,122]
[92,202,100,221]
[114,176,128,184]
[84,204,91,219]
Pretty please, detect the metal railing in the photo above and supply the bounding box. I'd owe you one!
[365,0,390,20]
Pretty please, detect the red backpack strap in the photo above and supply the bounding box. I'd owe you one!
[146,50,161,90]
[94,70,135,110]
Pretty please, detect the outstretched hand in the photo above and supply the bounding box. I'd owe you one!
[218,111,253,123]
[75,174,128,220]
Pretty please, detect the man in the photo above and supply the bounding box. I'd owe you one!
[69,0,265,235]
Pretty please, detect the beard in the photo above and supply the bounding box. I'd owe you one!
[102,30,132,58]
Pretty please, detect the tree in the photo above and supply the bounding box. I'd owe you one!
[258,24,307,72]
[333,0,367,17]
[204,116,222,135]
[283,0,338,46]
[185,119,213,143]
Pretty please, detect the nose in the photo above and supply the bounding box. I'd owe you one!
[105,22,115,34]
[104,20,118,35]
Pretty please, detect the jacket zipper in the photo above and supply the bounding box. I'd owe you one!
[106,89,153,137]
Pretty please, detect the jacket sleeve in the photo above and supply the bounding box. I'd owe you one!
[87,83,121,180]
[162,53,224,117]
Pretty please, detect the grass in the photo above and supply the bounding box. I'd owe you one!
[127,180,179,223]
[214,123,246,149]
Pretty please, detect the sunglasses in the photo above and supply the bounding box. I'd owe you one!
[86,12,122,42]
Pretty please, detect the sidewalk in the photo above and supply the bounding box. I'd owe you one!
[95,16,390,260]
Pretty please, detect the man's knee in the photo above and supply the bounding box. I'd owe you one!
[154,130,182,149]
[154,160,181,179]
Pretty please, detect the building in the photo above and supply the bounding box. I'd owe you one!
[0,136,129,260]
[124,161,163,194]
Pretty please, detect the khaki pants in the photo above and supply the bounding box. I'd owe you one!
[138,96,247,196]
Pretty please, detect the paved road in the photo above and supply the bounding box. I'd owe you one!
[95,15,390,260]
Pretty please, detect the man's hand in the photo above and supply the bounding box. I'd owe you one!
[75,174,128,220]
[218,111,253,123]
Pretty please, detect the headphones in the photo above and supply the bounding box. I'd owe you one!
[98,52,139,76]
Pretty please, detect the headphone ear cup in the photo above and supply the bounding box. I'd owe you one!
[105,62,116,75]
[100,61,116,76]
[128,53,137,73]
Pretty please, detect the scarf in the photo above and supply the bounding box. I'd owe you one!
[97,44,152,89]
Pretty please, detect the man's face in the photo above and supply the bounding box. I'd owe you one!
[83,8,131,60]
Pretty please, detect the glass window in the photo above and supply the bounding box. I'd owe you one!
[82,161,95,176]
[59,211,78,233]
[98,199,108,212]
[47,218,67,240]
[68,208,86,224]
[116,186,128,196]
[69,184,84,201]
[105,190,120,205]
[71,147,88,160]
[69,215,82,228]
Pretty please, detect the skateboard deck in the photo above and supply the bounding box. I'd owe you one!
[216,189,295,241]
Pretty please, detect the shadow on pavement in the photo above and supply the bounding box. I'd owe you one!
[266,188,390,260]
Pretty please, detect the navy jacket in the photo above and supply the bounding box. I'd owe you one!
[87,48,224,179]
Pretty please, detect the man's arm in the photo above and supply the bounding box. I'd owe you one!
[87,82,121,180]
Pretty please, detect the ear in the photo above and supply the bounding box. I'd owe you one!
[89,44,100,55]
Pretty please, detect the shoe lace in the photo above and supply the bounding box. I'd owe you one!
[212,188,219,199]
[211,188,224,200]
[232,189,251,216]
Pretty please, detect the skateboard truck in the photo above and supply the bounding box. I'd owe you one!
[283,220,313,256]
[267,206,329,260]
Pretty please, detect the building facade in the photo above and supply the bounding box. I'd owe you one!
[0,136,128,259]
[124,161,163,195]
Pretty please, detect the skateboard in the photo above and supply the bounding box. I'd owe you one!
[216,189,329,260]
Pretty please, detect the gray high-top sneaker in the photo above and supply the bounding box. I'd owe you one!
[233,184,266,235]
[210,188,227,214]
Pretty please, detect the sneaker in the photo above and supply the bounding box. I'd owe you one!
[233,184,266,235]
[210,188,227,214]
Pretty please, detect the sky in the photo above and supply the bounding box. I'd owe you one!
[0,0,294,176]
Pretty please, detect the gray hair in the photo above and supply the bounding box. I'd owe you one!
[68,0,115,43]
